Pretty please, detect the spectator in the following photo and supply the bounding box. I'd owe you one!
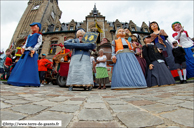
[3,54,12,80]
[38,54,52,86]
[0,49,11,80]
[95,49,109,89]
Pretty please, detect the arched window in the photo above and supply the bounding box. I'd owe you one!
[49,40,58,55]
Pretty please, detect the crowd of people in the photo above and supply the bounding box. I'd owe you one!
[0,21,193,90]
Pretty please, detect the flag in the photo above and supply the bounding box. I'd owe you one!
[50,48,53,54]
[95,20,103,33]
[10,41,15,49]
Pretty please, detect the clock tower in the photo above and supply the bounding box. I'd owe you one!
[10,0,62,47]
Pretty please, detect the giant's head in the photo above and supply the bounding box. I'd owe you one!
[30,22,41,33]
[116,28,125,38]
[149,21,160,33]
[171,21,182,31]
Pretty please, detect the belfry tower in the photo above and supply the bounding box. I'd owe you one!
[9,0,62,47]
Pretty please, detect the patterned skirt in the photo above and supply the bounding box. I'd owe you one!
[95,67,109,84]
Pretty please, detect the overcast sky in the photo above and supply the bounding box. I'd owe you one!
[0,1,193,51]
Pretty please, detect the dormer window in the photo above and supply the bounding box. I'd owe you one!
[144,28,148,32]
[51,11,55,19]
[42,29,46,33]
[131,27,136,31]
[117,26,120,30]
[70,26,74,31]
[55,27,59,32]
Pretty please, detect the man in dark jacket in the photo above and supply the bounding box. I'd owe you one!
[172,41,187,84]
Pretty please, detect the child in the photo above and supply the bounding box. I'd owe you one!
[172,41,187,84]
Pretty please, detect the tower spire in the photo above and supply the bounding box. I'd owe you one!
[93,3,98,17]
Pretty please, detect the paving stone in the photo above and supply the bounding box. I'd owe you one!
[84,103,107,109]
[117,111,163,127]
[1,96,23,100]
[18,94,36,98]
[0,102,12,109]
[143,96,163,101]
[171,96,189,100]
[155,94,174,98]
[161,109,194,127]
[128,100,155,106]
[33,100,58,106]
[176,93,194,96]
[0,111,26,122]
[103,98,120,101]
[11,104,48,114]
[121,97,143,102]
[110,105,140,112]
[48,96,69,102]
[63,101,83,105]
[87,98,104,103]
[140,103,178,114]
[4,99,31,105]
[70,98,85,101]
[177,101,194,109]
[71,121,119,128]
[24,97,45,102]
[106,101,128,105]
[49,104,80,112]
[157,99,184,105]
[171,96,194,101]
[102,96,116,98]
[78,109,113,121]
[26,111,73,127]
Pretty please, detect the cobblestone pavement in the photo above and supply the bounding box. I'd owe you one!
[0,82,194,128]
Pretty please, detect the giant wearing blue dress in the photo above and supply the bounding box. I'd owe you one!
[8,22,42,87]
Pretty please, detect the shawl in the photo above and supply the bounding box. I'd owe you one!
[150,30,168,47]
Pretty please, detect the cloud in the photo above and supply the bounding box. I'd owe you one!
[0,1,193,51]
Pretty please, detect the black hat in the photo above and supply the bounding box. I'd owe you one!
[143,35,151,41]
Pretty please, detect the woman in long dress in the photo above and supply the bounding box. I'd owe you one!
[149,21,176,71]
[64,29,96,91]
[111,28,147,89]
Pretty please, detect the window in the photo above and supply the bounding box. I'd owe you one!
[32,5,40,10]
[55,27,59,32]
[117,26,120,30]
[51,11,55,19]
[38,42,44,55]
[144,28,148,32]
[131,27,136,31]
[49,41,58,55]
[70,26,74,31]
[42,29,46,33]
